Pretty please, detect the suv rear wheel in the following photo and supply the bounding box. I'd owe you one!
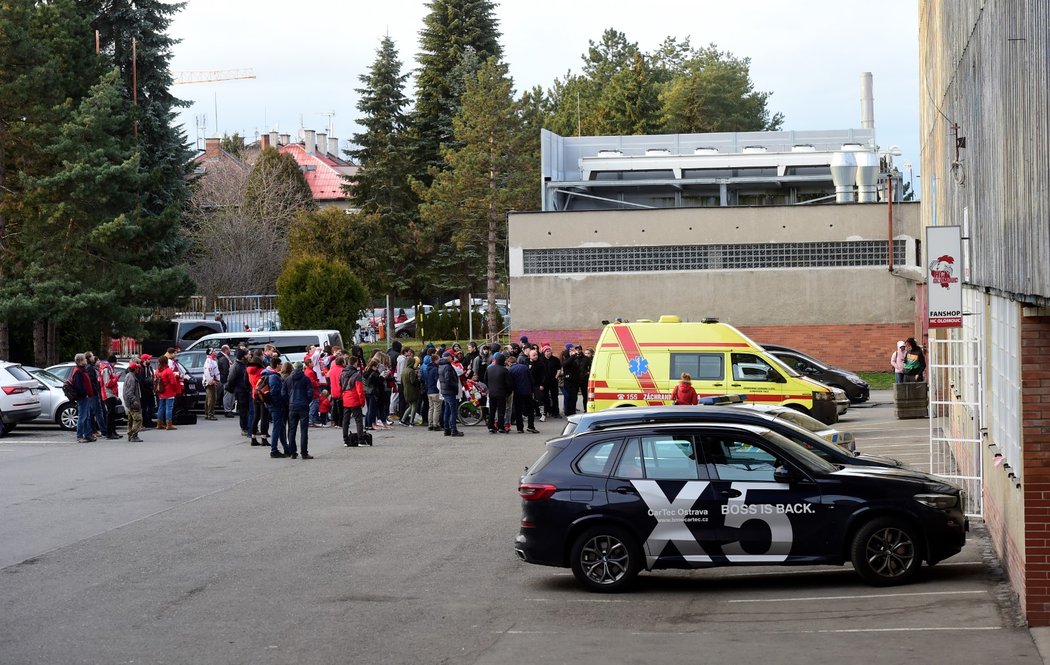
[850,517,922,586]
[570,525,641,593]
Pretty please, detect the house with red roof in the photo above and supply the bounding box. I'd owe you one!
[265,129,358,210]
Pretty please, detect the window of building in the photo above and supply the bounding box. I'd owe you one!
[522,240,907,275]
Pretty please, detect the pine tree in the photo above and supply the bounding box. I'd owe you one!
[9,69,194,360]
[411,0,502,180]
[596,51,658,135]
[0,0,101,362]
[418,58,537,339]
[347,35,415,221]
[78,0,192,269]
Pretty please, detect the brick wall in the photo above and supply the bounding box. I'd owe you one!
[1023,314,1050,625]
[514,322,917,372]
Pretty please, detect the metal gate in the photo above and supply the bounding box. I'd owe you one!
[928,336,983,517]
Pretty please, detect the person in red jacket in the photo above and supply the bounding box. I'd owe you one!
[328,355,344,429]
[154,356,180,429]
[671,372,699,406]
[340,357,367,446]
[304,356,322,426]
[317,390,331,427]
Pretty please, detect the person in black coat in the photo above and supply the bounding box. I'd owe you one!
[225,349,251,435]
[485,353,513,433]
[541,345,561,419]
[510,353,537,433]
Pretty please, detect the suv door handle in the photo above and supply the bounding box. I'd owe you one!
[612,486,638,495]
[720,489,742,498]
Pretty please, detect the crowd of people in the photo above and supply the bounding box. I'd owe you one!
[64,336,595,453]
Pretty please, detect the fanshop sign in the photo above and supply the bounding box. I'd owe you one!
[926,225,963,329]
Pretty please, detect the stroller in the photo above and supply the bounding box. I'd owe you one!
[457,379,487,426]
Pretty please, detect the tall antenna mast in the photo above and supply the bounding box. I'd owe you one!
[320,111,336,137]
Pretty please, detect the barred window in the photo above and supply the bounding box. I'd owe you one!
[522,240,906,275]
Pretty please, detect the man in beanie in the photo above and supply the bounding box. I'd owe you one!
[285,360,315,458]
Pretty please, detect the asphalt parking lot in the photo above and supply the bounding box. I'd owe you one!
[0,392,1043,664]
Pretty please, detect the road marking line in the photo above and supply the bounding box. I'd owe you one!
[727,590,985,603]
[801,626,1001,634]
[524,598,628,603]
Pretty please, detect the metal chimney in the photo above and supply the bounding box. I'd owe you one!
[855,150,879,202]
[830,151,858,203]
[328,137,339,158]
[860,72,874,130]
[304,129,316,155]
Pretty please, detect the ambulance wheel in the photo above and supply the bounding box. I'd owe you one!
[850,517,922,586]
[570,525,641,593]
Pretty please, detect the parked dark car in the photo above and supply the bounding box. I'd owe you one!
[139,319,224,357]
[761,344,870,403]
[147,357,202,414]
[516,409,967,592]
[562,405,901,468]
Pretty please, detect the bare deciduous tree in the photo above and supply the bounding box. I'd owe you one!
[186,149,315,298]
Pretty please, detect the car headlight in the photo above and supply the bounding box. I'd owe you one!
[914,493,959,509]
[847,375,867,386]
[813,391,832,401]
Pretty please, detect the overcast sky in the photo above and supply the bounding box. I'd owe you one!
[169,0,921,178]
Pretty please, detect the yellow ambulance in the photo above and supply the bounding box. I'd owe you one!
[585,315,839,424]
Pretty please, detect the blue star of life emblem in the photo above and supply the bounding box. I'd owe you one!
[629,356,649,377]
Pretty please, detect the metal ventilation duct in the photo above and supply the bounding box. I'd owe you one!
[855,151,880,202]
[830,151,858,203]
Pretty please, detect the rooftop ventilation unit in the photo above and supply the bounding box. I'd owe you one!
[830,151,858,203]
[742,146,768,153]
[694,147,719,155]
[645,148,672,156]
[854,151,879,203]
[791,144,816,152]
[597,149,623,157]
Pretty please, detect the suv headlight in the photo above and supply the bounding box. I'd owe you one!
[914,493,959,509]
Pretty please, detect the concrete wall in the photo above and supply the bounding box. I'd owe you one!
[509,202,921,370]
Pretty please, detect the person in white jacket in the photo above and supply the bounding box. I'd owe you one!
[889,340,907,384]
[203,350,221,420]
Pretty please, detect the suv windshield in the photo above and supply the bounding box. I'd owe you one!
[759,429,837,474]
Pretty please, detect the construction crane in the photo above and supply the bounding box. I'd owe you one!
[173,68,256,85]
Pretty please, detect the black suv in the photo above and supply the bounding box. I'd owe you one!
[516,414,966,592]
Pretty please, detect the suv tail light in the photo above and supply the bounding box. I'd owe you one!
[2,386,28,395]
[518,484,557,501]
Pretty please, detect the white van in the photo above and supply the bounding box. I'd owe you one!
[184,330,344,361]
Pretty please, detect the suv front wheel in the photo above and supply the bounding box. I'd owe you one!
[570,525,641,593]
[850,517,922,586]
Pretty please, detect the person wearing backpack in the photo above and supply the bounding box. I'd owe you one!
[260,357,289,458]
[341,356,366,446]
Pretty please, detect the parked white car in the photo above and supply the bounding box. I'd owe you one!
[0,361,43,437]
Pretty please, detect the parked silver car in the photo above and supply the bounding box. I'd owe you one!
[25,366,80,430]
[0,361,43,436]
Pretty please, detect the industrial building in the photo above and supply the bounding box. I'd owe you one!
[511,82,920,372]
